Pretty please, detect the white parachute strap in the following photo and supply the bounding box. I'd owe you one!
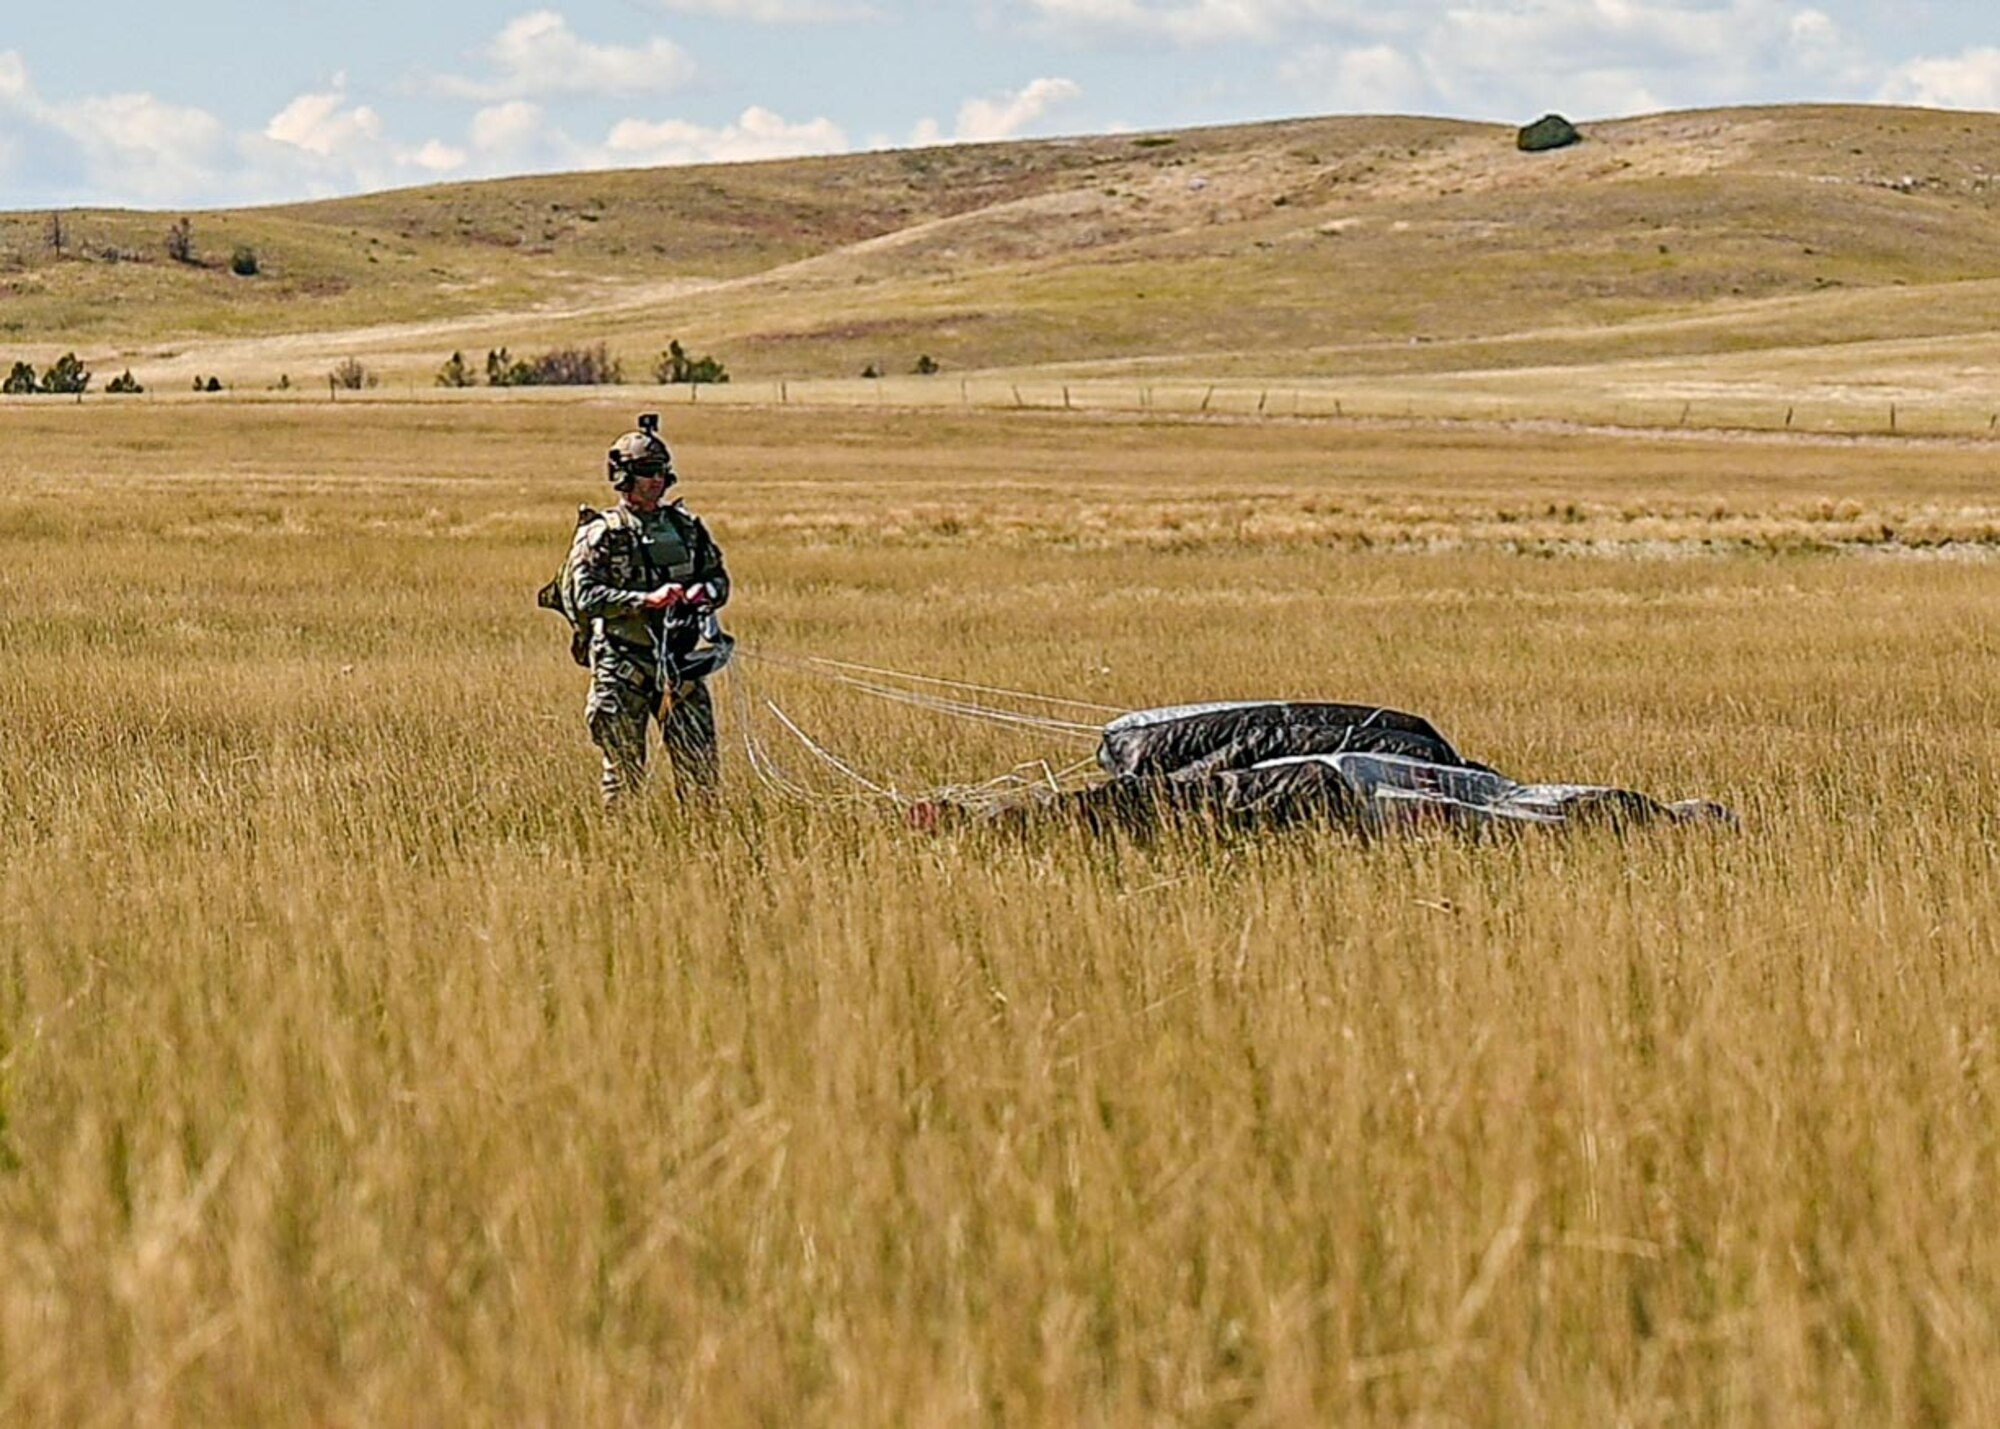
[923,755,1104,815]
[762,701,911,806]
[741,650,1104,740]
[725,643,1114,811]
[723,661,805,801]
[757,650,1125,717]
[727,657,894,809]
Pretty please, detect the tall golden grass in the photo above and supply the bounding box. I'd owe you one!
[2,400,1997,1423]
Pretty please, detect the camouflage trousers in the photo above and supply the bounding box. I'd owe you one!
[585,650,719,809]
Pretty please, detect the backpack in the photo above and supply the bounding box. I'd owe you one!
[536,504,606,667]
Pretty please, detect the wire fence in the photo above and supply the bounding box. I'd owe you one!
[19,376,2000,440]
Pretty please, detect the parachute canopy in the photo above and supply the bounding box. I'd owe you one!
[1031,700,1734,833]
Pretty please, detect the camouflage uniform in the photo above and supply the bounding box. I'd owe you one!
[568,500,731,807]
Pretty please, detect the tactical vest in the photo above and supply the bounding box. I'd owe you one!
[634,508,698,581]
[539,503,710,666]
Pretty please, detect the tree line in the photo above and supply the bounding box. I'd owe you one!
[434,338,730,389]
[0,354,142,396]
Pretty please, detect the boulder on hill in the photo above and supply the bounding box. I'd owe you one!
[1517,114,1582,152]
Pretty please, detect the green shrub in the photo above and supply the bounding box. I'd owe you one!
[105,370,144,394]
[230,246,259,277]
[528,344,623,386]
[2,362,37,395]
[39,353,90,395]
[1517,114,1582,153]
[653,338,728,385]
[485,348,525,386]
[487,343,623,386]
[329,358,372,391]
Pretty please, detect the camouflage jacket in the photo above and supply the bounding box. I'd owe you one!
[568,499,730,658]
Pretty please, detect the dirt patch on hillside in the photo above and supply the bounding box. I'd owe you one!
[117,275,726,385]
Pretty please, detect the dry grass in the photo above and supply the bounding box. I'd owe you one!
[3,400,1998,1423]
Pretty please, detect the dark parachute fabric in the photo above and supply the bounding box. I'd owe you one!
[1097,701,1474,779]
[980,701,1733,836]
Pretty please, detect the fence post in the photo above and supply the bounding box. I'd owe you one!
[1063,385,1071,410]
[1889,402,1897,433]
[1200,386,1214,413]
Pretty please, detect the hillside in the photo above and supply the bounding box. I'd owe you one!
[4,105,2000,396]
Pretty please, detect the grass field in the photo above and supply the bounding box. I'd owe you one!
[2,398,1997,1423]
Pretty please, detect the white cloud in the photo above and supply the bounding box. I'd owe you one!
[413,140,469,173]
[1420,1,1869,119]
[253,75,483,197]
[1154,1,1880,122]
[470,100,548,153]
[602,105,848,165]
[266,86,384,158]
[1024,0,1368,46]
[0,49,233,203]
[0,54,478,205]
[1018,0,1879,120]
[912,76,1085,145]
[959,76,1084,140]
[455,100,594,176]
[1279,44,1427,114]
[1879,47,2000,110]
[654,0,879,17]
[0,50,31,101]
[432,11,697,101]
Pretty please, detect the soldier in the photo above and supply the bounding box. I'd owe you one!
[563,415,732,808]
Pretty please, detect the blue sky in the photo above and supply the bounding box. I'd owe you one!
[1,1,1994,209]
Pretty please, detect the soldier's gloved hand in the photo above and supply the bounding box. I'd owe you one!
[640,582,693,611]
[683,582,714,607]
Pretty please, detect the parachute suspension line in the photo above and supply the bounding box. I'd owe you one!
[757,651,1125,717]
[920,754,1103,817]
[762,701,910,807]
[809,675,1104,740]
[724,661,812,804]
[727,657,892,809]
[740,650,1103,740]
[724,642,1118,812]
[727,674,821,806]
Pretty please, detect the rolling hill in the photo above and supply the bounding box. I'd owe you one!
[4,104,2000,410]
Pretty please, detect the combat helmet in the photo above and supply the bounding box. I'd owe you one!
[607,412,675,489]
